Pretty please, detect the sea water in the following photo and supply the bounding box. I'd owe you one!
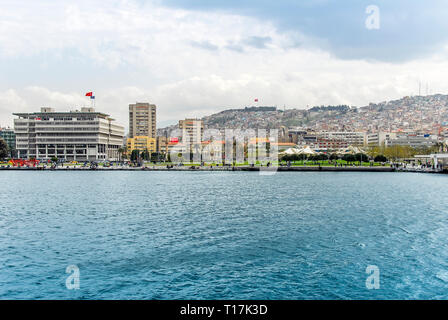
[1,171,448,299]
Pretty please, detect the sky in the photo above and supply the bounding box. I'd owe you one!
[1,0,448,131]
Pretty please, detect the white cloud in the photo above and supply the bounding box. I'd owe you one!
[0,89,28,128]
[1,0,448,132]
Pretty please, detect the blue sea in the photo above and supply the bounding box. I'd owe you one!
[1,171,448,299]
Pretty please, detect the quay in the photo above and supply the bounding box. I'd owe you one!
[0,165,397,172]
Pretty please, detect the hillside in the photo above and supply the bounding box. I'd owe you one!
[159,94,448,134]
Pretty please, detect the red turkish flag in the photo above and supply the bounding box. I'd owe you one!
[85,92,93,97]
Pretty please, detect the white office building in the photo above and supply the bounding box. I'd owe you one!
[387,133,439,148]
[366,132,397,146]
[13,107,125,161]
[316,131,367,146]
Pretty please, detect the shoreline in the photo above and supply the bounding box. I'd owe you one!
[0,166,397,172]
[1,166,446,173]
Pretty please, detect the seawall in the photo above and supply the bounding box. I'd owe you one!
[0,166,396,172]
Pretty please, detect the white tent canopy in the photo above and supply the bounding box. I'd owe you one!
[298,146,317,155]
[280,146,317,156]
[337,145,366,155]
[281,148,302,155]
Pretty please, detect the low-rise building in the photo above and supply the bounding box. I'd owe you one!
[273,142,297,152]
[366,132,397,146]
[127,136,156,154]
[0,127,16,157]
[317,131,367,146]
[156,136,168,154]
[314,138,349,152]
[388,133,439,148]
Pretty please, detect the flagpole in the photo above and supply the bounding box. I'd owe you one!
[85,91,94,108]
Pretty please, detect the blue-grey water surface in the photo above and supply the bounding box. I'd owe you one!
[1,171,448,299]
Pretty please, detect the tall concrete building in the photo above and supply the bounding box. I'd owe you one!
[129,102,156,138]
[13,107,125,161]
[179,118,204,145]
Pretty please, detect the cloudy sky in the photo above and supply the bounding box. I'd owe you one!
[1,0,448,131]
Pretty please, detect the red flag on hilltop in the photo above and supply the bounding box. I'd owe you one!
[85,92,93,97]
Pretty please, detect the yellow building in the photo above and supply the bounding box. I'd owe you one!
[127,136,156,154]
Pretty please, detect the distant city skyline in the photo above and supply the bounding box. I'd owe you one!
[1,0,448,130]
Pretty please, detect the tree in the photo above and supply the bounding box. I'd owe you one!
[117,147,127,161]
[0,138,8,159]
[329,153,339,161]
[130,150,139,161]
[316,153,328,161]
[367,146,382,158]
[140,149,150,161]
[354,153,368,163]
[342,154,356,163]
[383,145,414,161]
[309,154,325,161]
[151,152,161,162]
[374,154,388,162]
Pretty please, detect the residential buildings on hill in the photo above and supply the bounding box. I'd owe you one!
[7,94,448,161]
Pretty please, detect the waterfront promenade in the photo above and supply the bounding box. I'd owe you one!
[2,163,446,173]
[0,165,396,172]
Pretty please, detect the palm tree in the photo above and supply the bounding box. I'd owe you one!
[117,146,128,161]
[117,147,124,162]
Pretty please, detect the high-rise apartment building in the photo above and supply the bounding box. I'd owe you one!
[13,107,125,161]
[129,102,156,138]
[179,119,204,145]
